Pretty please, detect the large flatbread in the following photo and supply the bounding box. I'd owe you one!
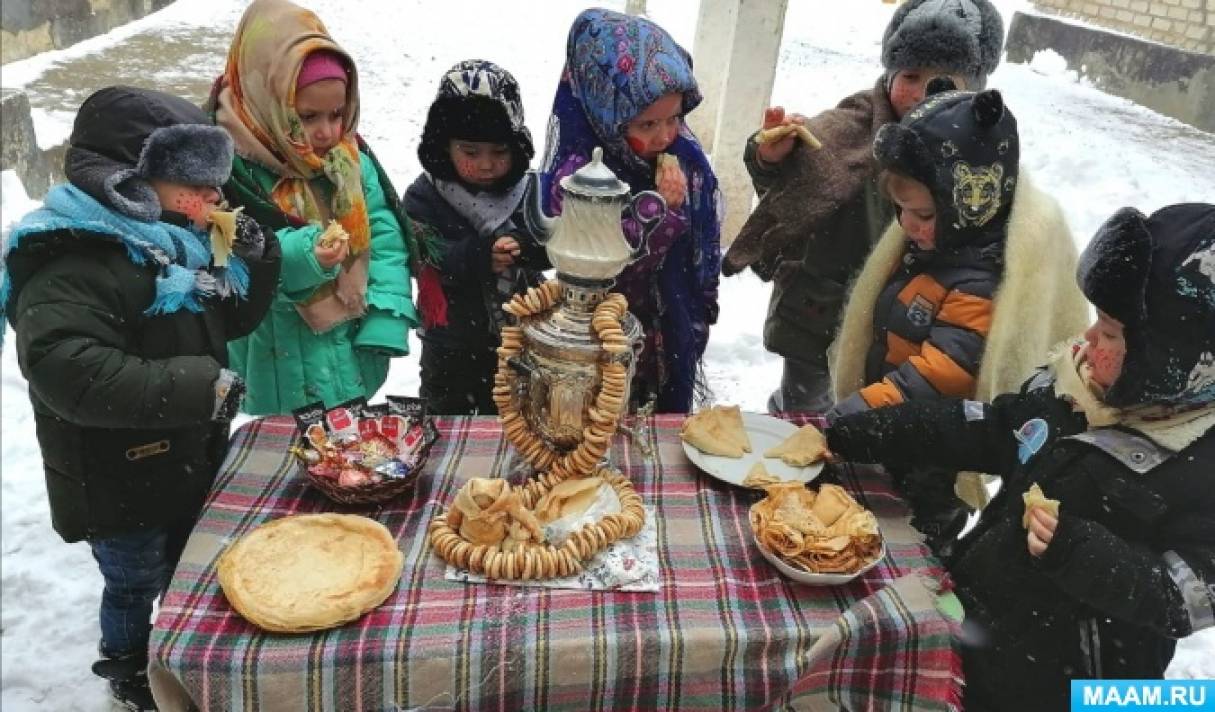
[681,405,752,458]
[218,513,403,633]
[764,424,828,466]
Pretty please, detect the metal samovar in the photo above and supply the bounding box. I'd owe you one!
[508,148,664,452]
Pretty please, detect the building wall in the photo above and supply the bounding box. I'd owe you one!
[1032,0,1213,55]
[1007,11,1215,132]
[1,0,175,64]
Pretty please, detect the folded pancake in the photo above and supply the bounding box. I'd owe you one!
[742,461,781,489]
[764,424,828,466]
[534,476,603,524]
[681,405,752,458]
[1021,483,1061,529]
[750,482,882,575]
[756,123,823,150]
[449,478,513,545]
[207,206,243,268]
[218,513,403,633]
[810,484,854,527]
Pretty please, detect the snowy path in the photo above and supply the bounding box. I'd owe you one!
[2,0,1213,708]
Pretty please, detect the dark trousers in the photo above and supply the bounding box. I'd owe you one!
[767,356,834,414]
[88,524,190,657]
[420,342,498,416]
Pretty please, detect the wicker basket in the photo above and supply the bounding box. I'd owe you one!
[428,467,645,580]
[300,423,438,505]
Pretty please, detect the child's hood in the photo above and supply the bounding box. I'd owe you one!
[1078,203,1215,409]
[563,9,700,162]
[873,84,1019,251]
[418,59,533,188]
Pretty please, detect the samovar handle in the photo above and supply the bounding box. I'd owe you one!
[519,170,556,243]
[622,190,667,264]
[506,355,535,378]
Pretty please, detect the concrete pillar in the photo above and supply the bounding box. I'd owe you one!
[695,0,789,245]
[1,89,54,198]
[687,0,739,154]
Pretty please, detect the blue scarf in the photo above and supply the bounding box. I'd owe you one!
[539,9,722,410]
[2,184,249,320]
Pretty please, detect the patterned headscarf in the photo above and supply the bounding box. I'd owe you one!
[213,0,370,253]
[540,9,712,193]
[539,9,722,408]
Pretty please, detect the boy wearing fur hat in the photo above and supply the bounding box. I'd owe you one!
[826,203,1215,710]
[827,85,1089,551]
[722,0,1005,415]
[1,86,281,710]
[404,60,550,414]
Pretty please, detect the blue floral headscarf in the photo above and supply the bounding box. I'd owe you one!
[540,8,722,410]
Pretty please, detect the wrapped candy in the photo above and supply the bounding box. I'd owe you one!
[290,398,439,489]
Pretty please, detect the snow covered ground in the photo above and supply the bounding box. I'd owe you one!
[2,0,1213,708]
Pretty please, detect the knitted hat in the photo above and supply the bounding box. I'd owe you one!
[297,50,349,89]
[65,86,234,222]
[881,0,1004,90]
[872,81,1019,250]
[418,59,533,190]
[1077,203,1215,408]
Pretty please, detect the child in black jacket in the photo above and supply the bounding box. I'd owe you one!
[404,59,550,415]
[827,203,1215,711]
[2,86,281,710]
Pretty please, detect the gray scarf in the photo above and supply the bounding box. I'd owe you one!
[430,174,534,333]
[430,175,530,238]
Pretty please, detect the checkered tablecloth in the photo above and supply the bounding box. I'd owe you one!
[149,415,962,711]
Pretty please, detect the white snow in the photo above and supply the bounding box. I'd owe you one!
[1027,49,1077,82]
[2,0,1213,709]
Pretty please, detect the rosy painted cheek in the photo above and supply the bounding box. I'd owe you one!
[1090,346,1124,379]
[626,135,648,155]
[173,194,204,220]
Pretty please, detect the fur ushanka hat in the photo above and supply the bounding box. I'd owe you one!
[881,0,1004,90]
[65,86,234,222]
[1078,203,1215,408]
[418,59,534,190]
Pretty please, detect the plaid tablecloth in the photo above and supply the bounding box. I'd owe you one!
[149,415,962,711]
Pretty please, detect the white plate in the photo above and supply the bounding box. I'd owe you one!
[750,509,886,586]
[681,412,823,489]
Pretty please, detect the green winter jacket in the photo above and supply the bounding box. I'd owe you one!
[225,150,419,414]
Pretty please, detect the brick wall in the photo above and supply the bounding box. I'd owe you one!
[1032,0,1213,54]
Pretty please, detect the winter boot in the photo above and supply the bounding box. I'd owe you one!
[92,649,157,711]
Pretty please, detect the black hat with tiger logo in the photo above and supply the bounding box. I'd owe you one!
[872,79,1019,251]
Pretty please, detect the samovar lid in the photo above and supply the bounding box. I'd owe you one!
[560,147,630,201]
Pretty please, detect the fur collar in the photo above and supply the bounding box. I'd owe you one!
[830,171,1091,401]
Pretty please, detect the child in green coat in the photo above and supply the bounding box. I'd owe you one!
[211,0,418,414]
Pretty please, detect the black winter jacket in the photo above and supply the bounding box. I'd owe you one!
[403,173,549,414]
[828,379,1215,711]
[5,222,281,542]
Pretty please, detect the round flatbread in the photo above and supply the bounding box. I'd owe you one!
[218,514,403,633]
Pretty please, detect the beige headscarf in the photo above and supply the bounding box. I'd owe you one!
[1054,340,1215,452]
[214,0,372,334]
